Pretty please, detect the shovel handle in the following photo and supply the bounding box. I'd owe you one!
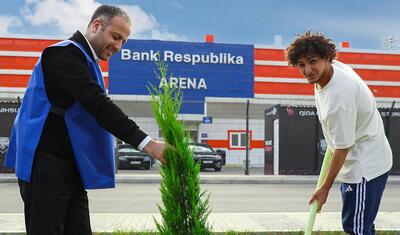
[305,148,333,235]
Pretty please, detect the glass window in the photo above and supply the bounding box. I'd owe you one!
[240,133,247,147]
[230,132,249,148]
[189,145,213,152]
[118,148,139,153]
[231,134,239,146]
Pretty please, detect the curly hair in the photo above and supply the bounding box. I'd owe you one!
[285,31,337,67]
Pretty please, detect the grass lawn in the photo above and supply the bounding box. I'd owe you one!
[96,231,400,235]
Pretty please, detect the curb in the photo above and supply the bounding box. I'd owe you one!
[1,174,400,184]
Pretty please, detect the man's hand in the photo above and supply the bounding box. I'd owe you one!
[143,140,166,164]
[308,148,349,213]
[309,186,330,212]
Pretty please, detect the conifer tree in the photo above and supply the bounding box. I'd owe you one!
[148,57,211,235]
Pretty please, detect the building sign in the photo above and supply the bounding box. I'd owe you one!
[201,133,208,139]
[109,40,254,114]
[0,101,19,173]
[202,117,213,124]
[265,107,278,116]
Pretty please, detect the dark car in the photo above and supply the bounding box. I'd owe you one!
[116,144,152,170]
[189,143,223,171]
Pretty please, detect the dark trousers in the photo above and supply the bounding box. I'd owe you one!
[340,172,389,235]
[18,152,92,235]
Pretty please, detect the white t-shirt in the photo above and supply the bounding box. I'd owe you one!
[315,60,392,183]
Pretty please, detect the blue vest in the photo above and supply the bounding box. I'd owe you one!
[4,40,115,189]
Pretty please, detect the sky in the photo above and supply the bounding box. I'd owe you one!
[0,0,400,50]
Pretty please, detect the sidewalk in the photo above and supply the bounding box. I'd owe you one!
[1,174,399,234]
[1,212,399,234]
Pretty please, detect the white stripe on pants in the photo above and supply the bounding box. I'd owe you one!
[353,178,366,235]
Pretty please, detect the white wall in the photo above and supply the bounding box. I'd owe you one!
[118,100,267,167]
[130,117,159,140]
[199,118,264,167]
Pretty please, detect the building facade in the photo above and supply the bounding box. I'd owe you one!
[1,36,399,167]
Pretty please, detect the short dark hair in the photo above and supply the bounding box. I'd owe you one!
[88,4,131,28]
[285,31,337,66]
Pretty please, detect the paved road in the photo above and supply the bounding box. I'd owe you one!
[1,182,399,214]
[117,164,265,175]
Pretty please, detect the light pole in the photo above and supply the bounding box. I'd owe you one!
[245,99,249,175]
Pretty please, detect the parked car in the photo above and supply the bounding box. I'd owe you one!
[189,143,223,171]
[116,144,152,170]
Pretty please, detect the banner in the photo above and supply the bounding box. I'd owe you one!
[109,40,254,114]
[0,101,19,173]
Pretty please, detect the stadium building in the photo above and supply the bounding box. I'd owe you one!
[1,35,399,172]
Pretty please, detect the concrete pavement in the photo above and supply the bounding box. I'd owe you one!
[1,173,399,234]
[1,212,400,234]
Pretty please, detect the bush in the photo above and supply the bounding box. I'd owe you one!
[149,57,211,235]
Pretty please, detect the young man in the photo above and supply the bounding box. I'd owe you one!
[286,31,392,234]
[5,5,165,235]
